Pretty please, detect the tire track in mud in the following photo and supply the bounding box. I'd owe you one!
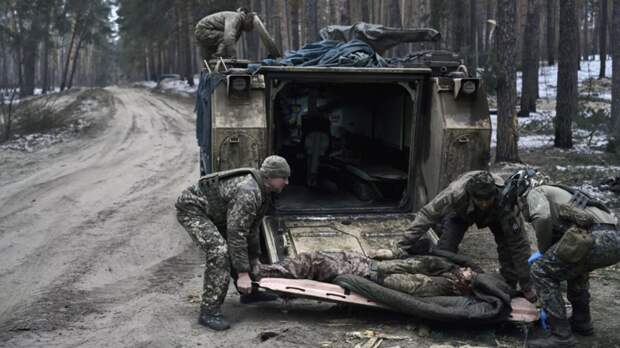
[0,88,199,343]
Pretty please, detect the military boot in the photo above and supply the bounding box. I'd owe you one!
[527,314,577,348]
[198,308,231,331]
[570,300,594,336]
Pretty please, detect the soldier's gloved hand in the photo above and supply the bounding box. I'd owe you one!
[522,286,538,303]
[250,258,262,276]
[528,251,542,265]
[236,272,252,294]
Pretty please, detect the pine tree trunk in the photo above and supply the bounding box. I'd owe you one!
[598,0,608,78]
[181,1,194,86]
[470,0,478,75]
[290,0,300,49]
[495,0,520,162]
[546,0,556,65]
[555,0,579,149]
[609,0,620,152]
[430,0,444,49]
[61,21,77,91]
[67,35,84,89]
[583,2,589,60]
[388,0,403,56]
[305,1,319,42]
[339,0,350,25]
[361,0,370,22]
[451,0,465,54]
[42,3,51,94]
[520,0,541,116]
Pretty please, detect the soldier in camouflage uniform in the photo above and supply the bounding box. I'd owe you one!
[194,8,255,61]
[510,181,620,348]
[397,171,535,300]
[175,155,290,331]
[256,251,476,297]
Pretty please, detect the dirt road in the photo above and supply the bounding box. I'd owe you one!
[1,87,618,348]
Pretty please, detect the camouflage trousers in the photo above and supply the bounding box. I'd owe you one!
[257,252,465,297]
[194,26,227,60]
[531,227,620,318]
[176,210,230,314]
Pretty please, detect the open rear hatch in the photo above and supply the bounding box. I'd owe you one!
[261,213,416,263]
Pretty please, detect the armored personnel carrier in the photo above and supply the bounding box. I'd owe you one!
[195,29,491,264]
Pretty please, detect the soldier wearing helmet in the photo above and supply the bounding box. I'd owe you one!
[194,8,256,61]
[504,169,619,348]
[175,156,290,330]
[398,170,535,302]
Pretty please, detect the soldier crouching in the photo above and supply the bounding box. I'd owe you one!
[503,170,620,348]
[175,155,290,331]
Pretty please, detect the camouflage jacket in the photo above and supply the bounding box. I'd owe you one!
[195,11,248,54]
[177,172,270,273]
[524,185,618,253]
[402,171,506,241]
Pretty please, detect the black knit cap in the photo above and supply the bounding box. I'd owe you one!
[466,172,497,199]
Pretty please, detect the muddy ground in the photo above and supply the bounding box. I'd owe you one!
[1,88,619,348]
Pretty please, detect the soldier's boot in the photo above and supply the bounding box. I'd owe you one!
[570,300,594,336]
[240,291,279,304]
[527,314,577,348]
[198,308,231,331]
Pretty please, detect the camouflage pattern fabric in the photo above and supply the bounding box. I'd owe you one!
[194,11,249,59]
[256,251,372,282]
[175,173,270,314]
[177,211,230,313]
[524,185,617,253]
[531,228,620,318]
[257,252,469,297]
[399,171,532,291]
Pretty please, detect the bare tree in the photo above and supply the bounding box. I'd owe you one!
[555,0,579,149]
[598,0,608,78]
[520,0,542,116]
[610,0,620,152]
[495,0,520,162]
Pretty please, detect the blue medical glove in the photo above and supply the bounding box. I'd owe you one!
[528,251,542,265]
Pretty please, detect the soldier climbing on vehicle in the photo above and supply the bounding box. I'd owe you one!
[194,8,256,61]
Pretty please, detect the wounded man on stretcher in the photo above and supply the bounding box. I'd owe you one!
[252,249,538,324]
[257,251,474,297]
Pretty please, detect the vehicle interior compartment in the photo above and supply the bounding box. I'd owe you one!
[273,82,416,212]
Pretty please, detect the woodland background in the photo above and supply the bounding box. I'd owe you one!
[1,0,620,156]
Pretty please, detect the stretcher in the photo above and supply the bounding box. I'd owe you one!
[257,278,539,323]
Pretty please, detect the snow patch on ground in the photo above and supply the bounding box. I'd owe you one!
[158,78,199,96]
[136,77,199,97]
[491,110,608,154]
[555,165,620,172]
[575,183,618,204]
[0,119,92,152]
[516,55,613,100]
[136,81,157,89]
